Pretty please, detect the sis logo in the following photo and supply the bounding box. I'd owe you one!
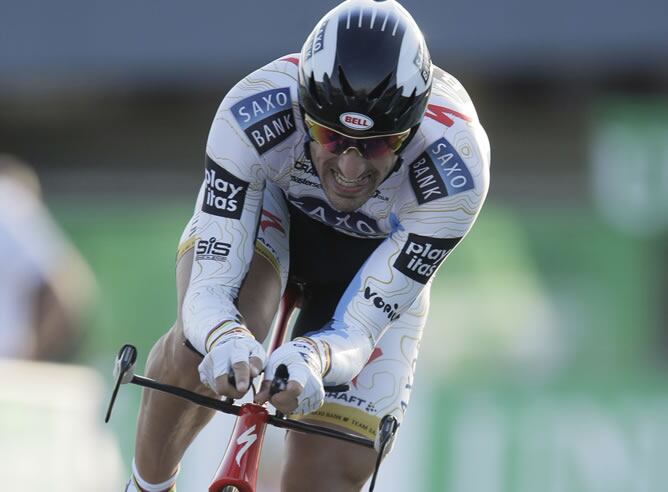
[195,237,231,262]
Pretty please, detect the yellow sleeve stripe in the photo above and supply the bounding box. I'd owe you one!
[205,322,253,353]
[176,236,198,263]
[296,336,331,377]
[254,240,281,277]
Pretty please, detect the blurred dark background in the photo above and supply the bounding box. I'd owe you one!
[1,1,667,490]
[2,0,667,200]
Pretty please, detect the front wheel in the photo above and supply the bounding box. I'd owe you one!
[221,487,239,492]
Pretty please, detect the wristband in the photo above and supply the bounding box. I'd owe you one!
[294,336,332,378]
[205,321,254,353]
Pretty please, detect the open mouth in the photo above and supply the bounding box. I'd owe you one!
[331,170,371,191]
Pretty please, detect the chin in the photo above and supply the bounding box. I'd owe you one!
[327,192,371,213]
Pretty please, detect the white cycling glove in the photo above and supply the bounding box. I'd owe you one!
[263,337,326,415]
[198,327,267,394]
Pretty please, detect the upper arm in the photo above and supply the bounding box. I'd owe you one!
[182,59,301,353]
[326,121,490,342]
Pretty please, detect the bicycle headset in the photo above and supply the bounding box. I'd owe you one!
[298,0,434,157]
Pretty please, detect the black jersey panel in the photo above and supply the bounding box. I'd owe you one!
[287,201,383,339]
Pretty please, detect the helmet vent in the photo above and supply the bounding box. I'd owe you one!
[395,87,418,119]
[308,75,324,109]
[337,65,356,98]
[368,71,394,100]
[384,88,404,117]
[320,73,334,106]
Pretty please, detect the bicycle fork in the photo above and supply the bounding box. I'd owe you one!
[209,404,269,492]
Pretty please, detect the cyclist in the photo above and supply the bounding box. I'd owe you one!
[127,1,490,491]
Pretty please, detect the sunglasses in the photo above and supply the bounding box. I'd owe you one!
[304,114,411,159]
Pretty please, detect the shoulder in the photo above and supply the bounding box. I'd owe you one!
[221,54,301,116]
[207,54,303,164]
[400,65,490,211]
[215,54,302,143]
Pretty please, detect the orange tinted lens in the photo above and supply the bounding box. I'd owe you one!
[306,115,410,158]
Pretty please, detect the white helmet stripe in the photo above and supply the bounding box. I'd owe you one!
[369,8,378,29]
[312,16,338,83]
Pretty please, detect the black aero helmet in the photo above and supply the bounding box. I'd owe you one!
[299,0,433,138]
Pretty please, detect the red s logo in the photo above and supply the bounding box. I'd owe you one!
[260,209,286,235]
[425,104,473,128]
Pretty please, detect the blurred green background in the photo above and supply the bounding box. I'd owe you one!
[52,187,668,491]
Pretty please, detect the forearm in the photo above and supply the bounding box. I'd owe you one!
[303,233,436,385]
[182,284,249,354]
[181,173,264,354]
[307,322,374,386]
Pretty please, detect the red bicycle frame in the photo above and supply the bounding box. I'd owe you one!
[209,404,269,492]
[208,285,301,492]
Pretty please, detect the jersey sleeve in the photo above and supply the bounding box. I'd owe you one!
[182,58,300,354]
[310,121,491,386]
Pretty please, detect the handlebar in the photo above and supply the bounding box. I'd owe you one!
[105,345,373,449]
[106,344,395,491]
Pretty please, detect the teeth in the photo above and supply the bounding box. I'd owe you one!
[333,171,368,187]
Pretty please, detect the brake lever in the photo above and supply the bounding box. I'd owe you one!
[268,364,290,418]
[223,372,237,405]
[105,344,138,423]
[368,415,399,492]
[270,364,290,396]
[268,364,350,416]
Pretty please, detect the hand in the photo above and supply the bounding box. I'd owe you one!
[255,338,325,415]
[198,330,266,398]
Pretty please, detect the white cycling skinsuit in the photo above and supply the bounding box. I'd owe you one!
[177,54,490,438]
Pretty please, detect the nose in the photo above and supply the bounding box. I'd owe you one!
[336,147,367,179]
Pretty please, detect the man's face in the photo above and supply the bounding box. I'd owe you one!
[310,141,398,212]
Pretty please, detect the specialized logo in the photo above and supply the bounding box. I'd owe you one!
[340,112,374,131]
[393,234,461,284]
[409,138,475,204]
[202,157,248,219]
[424,103,473,128]
[363,287,400,322]
[287,194,383,237]
[231,87,295,155]
[195,237,231,262]
[280,55,299,66]
[259,209,286,235]
[235,425,258,466]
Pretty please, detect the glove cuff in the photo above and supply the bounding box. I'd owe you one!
[293,336,331,378]
[205,321,254,353]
